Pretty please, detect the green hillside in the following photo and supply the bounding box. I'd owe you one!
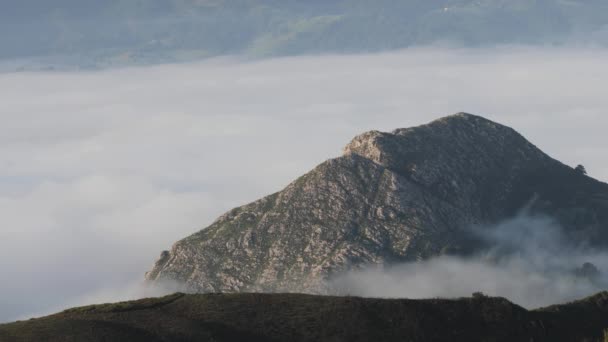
[3,0,608,68]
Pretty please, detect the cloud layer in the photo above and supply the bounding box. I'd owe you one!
[330,213,608,309]
[1,47,607,322]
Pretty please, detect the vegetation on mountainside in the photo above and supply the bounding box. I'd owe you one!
[1,292,608,342]
[4,1,608,68]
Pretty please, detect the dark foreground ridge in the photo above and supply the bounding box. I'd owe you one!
[1,292,608,342]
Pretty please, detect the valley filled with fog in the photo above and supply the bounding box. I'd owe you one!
[1,47,608,322]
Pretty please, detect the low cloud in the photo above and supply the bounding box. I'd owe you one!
[1,47,608,321]
[330,213,607,309]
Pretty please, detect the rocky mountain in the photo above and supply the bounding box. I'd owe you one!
[3,1,608,69]
[145,113,608,293]
[2,291,608,341]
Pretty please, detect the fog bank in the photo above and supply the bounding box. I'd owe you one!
[330,213,608,309]
[1,47,607,322]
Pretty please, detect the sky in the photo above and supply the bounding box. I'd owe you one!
[1,46,607,322]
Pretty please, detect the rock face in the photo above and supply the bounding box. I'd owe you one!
[145,113,608,292]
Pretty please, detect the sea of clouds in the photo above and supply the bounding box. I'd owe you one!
[1,47,607,322]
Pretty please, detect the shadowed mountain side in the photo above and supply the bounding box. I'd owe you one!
[146,113,608,293]
[1,292,608,342]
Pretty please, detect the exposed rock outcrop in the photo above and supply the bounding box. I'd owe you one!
[146,113,608,292]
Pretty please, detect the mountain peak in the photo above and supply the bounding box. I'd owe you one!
[146,113,608,293]
[431,111,489,122]
[346,113,509,151]
[417,112,506,131]
[344,113,541,175]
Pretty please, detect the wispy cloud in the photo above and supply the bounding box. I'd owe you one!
[330,213,608,309]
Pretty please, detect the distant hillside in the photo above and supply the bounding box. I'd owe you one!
[3,0,608,69]
[1,291,608,341]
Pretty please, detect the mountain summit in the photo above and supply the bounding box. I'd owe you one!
[146,113,608,292]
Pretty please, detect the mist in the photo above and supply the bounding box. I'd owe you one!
[1,47,608,322]
[330,213,608,309]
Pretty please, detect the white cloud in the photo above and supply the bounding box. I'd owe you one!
[330,213,608,309]
[1,46,607,322]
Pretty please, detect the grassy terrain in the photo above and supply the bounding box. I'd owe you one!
[1,291,608,341]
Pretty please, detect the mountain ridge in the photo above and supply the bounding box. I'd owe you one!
[3,1,608,69]
[2,291,608,341]
[145,113,608,293]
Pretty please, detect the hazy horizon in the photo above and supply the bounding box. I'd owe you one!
[2,0,608,71]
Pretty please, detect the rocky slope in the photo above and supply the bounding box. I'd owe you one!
[146,113,608,293]
[2,292,608,342]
